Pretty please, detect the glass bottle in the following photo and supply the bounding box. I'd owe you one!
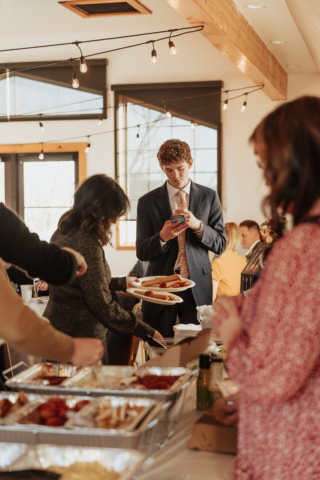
[209,358,224,405]
[197,354,212,411]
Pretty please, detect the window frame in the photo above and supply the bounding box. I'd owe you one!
[0,59,107,122]
[112,81,223,251]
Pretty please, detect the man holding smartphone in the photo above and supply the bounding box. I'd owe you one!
[136,139,226,337]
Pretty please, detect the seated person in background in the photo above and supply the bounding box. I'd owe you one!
[129,259,149,279]
[45,174,163,365]
[0,265,103,368]
[211,223,247,301]
[239,220,261,260]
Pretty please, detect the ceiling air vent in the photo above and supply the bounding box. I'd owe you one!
[59,0,152,17]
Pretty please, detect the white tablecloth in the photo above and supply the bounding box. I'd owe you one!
[137,381,235,480]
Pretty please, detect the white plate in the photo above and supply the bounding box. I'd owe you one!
[131,276,195,292]
[127,288,183,305]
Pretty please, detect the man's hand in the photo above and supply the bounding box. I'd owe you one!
[174,209,201,231]
[62,247,87,276]
[70,338,104,365]
[159,220,189,242]
[36,281,49,291]
[126,276,139,289]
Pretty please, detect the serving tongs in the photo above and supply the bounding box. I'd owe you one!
[92,360,103,388]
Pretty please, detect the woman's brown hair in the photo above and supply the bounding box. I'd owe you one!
[250,96,320,236]
[59,174,130,246]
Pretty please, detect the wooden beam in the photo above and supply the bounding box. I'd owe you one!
[0,143,87,184]
[166,0,287,100]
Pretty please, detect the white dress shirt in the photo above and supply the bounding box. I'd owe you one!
[245,240,260,259]
[160,180,202,272]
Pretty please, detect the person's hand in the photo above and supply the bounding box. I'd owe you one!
[70,338,104,365]
[153,330,166,346]
[36,281,49,291]
[0,257,12,270]
[223,393,239,426]
[62,247,87,276]
[174,209,201,231]
[126,276,139,289]
[159,219,189,242]
[212,296,244,349]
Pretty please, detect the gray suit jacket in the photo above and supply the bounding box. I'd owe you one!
[136,181,226,314]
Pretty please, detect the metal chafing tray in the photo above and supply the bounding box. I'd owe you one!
[4,363,81,395]
[0,443,145,480]
[0,392,38,425]
[63,365,137,394]
[0,394,168,449]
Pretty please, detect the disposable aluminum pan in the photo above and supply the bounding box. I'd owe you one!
[0,392,38,425]
[0,399,168,449]
[63,366,137,396]
[0,443,145,480]
[4,363,81,395]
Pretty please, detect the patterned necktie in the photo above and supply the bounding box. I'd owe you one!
[177,190,190,279]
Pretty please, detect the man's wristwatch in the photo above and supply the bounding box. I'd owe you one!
[194,220,204,234]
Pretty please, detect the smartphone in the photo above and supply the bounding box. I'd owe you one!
[171,215,186,225]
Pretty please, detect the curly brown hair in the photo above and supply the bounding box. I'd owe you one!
[157,139,192,166]
[59,174,130,246]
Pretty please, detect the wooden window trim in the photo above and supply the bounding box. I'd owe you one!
[116,221,136,251]
[0,143,87,184]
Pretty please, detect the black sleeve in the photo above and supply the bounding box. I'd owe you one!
[0,203,77,285]
[136,198,169,262]
[198,192,226,255]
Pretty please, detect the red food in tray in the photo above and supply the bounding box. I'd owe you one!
[0,391,28,418]
[134,375,182,390]
[19,397,90,427]
[32,376,68,386]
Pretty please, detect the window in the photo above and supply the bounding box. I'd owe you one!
[0,59,107,122]
[113,82,222,249]
[0,144,87,243]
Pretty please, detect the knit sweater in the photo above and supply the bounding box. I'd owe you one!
[44,230,155,364]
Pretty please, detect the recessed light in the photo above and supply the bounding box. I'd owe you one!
[244,3,268,8]
[287,65,301,68]
[271,40,288,44]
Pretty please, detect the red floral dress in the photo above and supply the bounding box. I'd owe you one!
[228,220,320,480]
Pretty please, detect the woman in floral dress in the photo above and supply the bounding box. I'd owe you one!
[214,96,320,480]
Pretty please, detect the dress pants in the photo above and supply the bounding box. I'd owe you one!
[143,288,198,338]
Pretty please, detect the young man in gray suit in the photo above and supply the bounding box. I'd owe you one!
[136,139,226,337]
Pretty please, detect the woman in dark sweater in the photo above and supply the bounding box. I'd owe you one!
[44,175,162,364]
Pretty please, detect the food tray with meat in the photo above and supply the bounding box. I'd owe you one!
[63,366,137,394]
[0,443,145,480]
[0,392,36,425]
[131,274,195,292]
[0,396,169,449]
[4,364,82,395]
[67,397,157,432]
[127,288,183,305]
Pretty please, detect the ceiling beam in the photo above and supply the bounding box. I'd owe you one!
[166,0,287,100]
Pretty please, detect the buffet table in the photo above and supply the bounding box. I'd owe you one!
[137,381,235,480]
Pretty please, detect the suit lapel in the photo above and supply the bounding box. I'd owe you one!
[187,181,203,239]
[156,182,172,221]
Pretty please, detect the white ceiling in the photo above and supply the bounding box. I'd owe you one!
[232,0,317,74]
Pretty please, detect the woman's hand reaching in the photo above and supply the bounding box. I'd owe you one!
[212,296,244,349]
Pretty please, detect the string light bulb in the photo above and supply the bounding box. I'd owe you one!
[136,125,140,143]
[97,116,102,126]
[85,139,91,153]
[163,104,171,118]
[242,93,248,112]
[80,56,87,73]
[223,91,229,111]
[191,120,195,129]
[72,72,79,89]
[39,115,45,132]
[168,39,177,56]
[39,145,44,160]
[151,42,158,65]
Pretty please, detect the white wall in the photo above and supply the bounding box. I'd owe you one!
[1,28,319,274]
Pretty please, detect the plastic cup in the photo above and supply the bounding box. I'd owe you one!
[21,285,33,303]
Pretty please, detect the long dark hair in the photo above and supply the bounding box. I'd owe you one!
[59,174,130,246]
[250,96,320,236]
